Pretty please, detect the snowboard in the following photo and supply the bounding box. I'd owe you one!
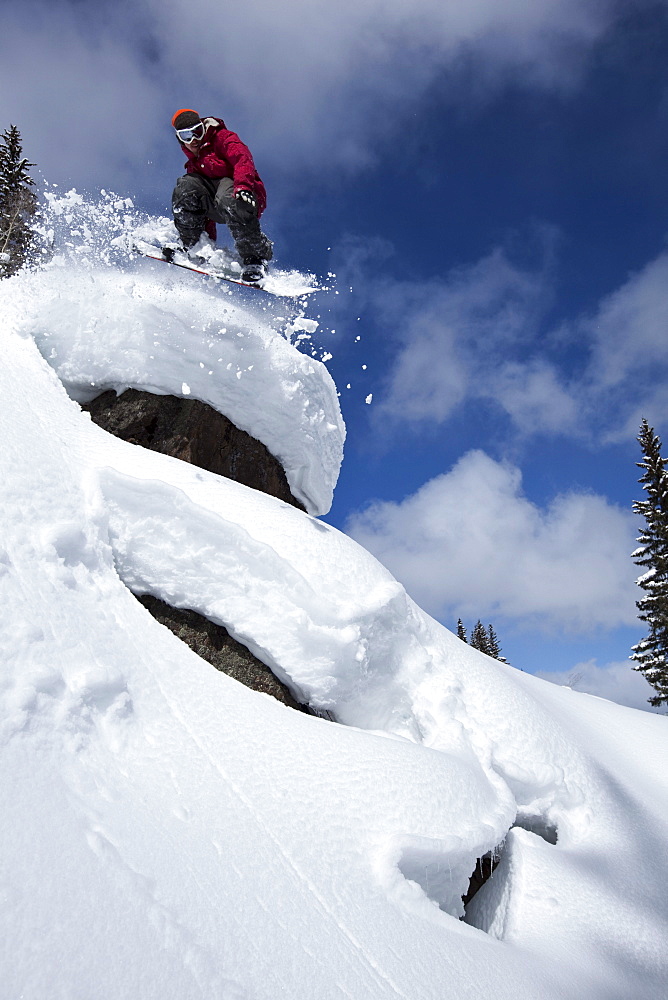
[134,239,318,297]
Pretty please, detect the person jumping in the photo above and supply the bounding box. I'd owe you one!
[170,108,273,283]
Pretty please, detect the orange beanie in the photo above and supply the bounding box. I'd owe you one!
[171,109,201,129]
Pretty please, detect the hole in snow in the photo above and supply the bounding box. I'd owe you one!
[513,813,558,845]
[462,813,558,914]
[388,812,559,923]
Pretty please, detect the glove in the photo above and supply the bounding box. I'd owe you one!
[235,189,257,221]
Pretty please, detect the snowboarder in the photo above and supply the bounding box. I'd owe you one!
[170,109,273,283]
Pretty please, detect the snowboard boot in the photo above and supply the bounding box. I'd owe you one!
[241,257,266,283]
[162,237,199,263]
[228,217,273,268]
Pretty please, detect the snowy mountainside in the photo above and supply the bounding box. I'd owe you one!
[0,199,667,999]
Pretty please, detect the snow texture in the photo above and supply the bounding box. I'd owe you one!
[1,195,667,1000]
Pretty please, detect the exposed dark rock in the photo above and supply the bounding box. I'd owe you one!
[83,388,305,511]
[137,593,306,711]
[463,850,502,907]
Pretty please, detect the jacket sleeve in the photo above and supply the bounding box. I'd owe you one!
[182,146,198,173]
[214,129,259,192]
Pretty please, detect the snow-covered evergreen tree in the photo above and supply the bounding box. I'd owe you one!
[0,124,38,278]
[460,619,507,660]
[630,418,668,707]
[486,624,504,661]
[470,620,491,655]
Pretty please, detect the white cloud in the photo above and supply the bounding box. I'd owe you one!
[537,659,663,714]
[572,252,668,442]
[584,252,668,389]
[144,0,614,168]
[368,235,668,446]
[0,3,165,191]
[346,449,638,631]
[0,0,621,191]
[491,360,580,435]
[370,238,579,434]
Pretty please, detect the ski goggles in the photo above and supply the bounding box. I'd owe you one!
[175,122,205,143]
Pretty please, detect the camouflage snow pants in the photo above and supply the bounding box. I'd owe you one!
[172,174,272,263]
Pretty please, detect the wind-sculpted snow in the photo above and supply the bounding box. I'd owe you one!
[2,189,344,515]
[1,293,668,995]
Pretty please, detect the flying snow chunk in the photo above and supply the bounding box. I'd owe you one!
[292,317,319,334]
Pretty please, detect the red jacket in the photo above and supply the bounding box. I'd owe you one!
[181,117,267,217]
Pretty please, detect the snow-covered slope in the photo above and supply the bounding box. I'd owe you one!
[1,205,667,1000]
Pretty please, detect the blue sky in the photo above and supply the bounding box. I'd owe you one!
[4,0,668,709]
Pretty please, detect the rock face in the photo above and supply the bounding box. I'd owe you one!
[83,389,305,511]
[138,594,305,711]
[463,851,502,908]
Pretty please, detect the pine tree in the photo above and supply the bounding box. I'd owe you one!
[0,124,38,279]
[469,620,491,655]
[459,618,508,661]
[630,419,668,707]
[486,624,503,660]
